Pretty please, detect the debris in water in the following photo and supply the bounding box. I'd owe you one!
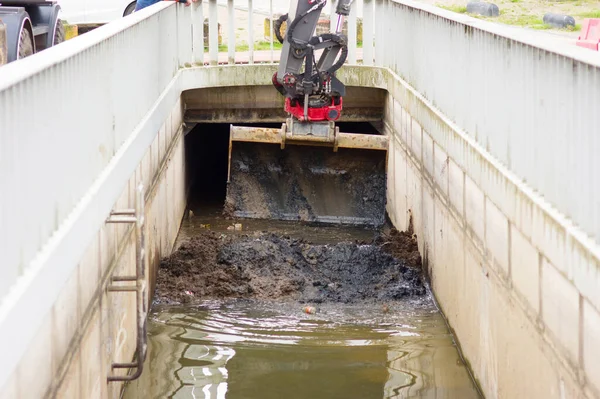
[303,306,317,314]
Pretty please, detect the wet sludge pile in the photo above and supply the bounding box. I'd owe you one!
[154,228,427,306]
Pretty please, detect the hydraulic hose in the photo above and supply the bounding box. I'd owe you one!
[308,34,348,74]
[286,0,326,50]
[274,14,288,44]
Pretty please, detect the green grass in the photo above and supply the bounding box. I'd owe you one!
[498,14,547,26]
[577,10,600,17]
[215,40,283,52]
[213,39,364,52]
[438,4,468,13]
[436,1,587,31]
[492,13,581,31]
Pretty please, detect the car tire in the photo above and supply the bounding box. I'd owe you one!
[18,25,34,59]
[124,2,137,16]
[53,19,66,46]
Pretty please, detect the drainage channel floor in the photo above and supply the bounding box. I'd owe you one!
[122,207,482,398]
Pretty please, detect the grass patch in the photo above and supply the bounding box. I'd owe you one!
[498,13,545,26]
[491,13,581,31]
[213,40,364,52]
[577,10,600,17]
[438,4,468,13]
[216,40,283,52]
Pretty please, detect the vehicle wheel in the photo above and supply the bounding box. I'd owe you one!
[53,19,66,46]
[17,26,34,59]
[124,2,137,16]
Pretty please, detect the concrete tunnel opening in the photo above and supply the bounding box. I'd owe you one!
[184,121,385,215]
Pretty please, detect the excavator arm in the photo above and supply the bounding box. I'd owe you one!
[224,0,389,227]
[273,0,354,122]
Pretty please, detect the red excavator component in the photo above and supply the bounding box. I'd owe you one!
[284,97,343,122]
[576,18,600,51]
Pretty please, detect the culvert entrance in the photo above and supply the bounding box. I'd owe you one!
[184,123,231,209]
[126,122,482,399]
[184,121,386,218]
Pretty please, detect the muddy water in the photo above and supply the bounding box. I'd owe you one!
[123,300,480,398]
[123,209,481,398]
[174,205,379,249]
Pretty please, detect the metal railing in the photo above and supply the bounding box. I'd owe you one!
[0,2,186,389]
[377,0,600,243]
[1,0,600,391]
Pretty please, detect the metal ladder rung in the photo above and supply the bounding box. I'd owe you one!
[107,184,148,383]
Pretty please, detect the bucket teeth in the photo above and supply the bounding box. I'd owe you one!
[225,122,388,226]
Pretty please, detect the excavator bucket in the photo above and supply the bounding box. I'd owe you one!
[224,119,389,226]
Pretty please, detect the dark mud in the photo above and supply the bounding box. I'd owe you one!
[224,142,387,226]
[154,229,425,306]
[373,227,422,270]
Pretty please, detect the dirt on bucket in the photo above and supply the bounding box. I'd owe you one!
[153,227,425,306]
[224,142,388,226]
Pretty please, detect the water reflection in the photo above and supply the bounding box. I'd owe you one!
[123,300,480,399]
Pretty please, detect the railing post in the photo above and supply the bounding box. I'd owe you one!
[385,0,392,68]
[269,0,274,63]
[227,0,235,64]
[330,0,337,33]
[248,0,254,64]
[374,0,384,65]
[348,0,357,64]
[209,0,218,65]
[192,0,204,64]
[177,2,193,65]
[363,0,373,66]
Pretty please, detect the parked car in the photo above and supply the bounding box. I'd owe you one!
[0,0,65,65]
[57,0,137,26]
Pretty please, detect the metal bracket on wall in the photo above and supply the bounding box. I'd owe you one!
[106,184,148,382]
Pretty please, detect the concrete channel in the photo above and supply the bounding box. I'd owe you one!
[2,1,600,397]
[117,119,481,398]
[2,63,599,399]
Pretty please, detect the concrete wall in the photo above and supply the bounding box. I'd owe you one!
[182,86,385,123]
[0,100,187,399]
[380,66,600,399]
